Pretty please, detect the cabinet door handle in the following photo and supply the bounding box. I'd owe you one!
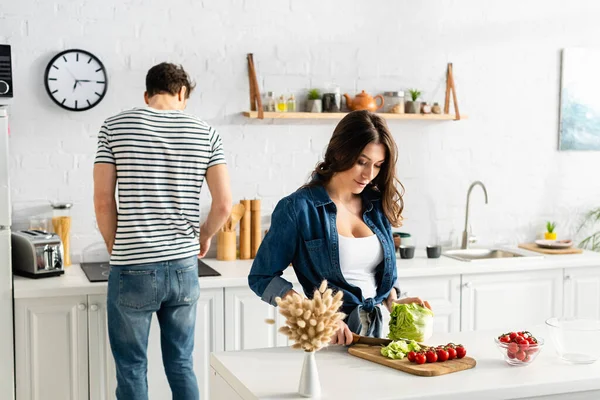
[463,282,473,289]
[564,275,572,281]
[78,303,87,311]
[90,304,99,311]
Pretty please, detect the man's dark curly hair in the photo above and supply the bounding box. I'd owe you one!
[145,62,196,99]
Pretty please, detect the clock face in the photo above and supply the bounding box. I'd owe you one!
[44,49,108,112]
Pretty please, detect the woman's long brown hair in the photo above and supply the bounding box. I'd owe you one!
[304,110,404,227]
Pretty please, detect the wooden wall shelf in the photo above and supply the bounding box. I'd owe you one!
[245,54,464,121]
[242,111,466,121]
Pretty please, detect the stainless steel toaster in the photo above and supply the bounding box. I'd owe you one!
[12,230,64,278]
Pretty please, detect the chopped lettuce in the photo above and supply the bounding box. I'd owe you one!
[380,339,421,359]
[387,303,434,342]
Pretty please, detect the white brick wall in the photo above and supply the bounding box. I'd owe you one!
[3,0,600,261]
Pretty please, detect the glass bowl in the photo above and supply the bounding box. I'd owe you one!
[494,336,544,366]
[546,317,600,364]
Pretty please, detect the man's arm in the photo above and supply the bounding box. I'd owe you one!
[93,163,117,254]
[199,164,232,257]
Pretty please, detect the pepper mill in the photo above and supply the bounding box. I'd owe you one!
[251,199,262,258]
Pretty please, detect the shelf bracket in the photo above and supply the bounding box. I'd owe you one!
[247,54,264,119]
[444,63,461,120]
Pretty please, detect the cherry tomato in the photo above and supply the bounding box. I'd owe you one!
[407,351,416,362]
[447,347,457,360]
[518,339,529,352]
[436,349,449,362]
[508,342,519,354]
[425,350,438,363]
[507,351,516,359]
[455,345,467,359]
[524,354,532,363]
[499,336,510,343]
[516,350,527,361]
[415,353,426,364]
[509,332,518,340]
[527,337,535,344]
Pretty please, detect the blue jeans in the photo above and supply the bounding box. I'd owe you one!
[107,255,200,400]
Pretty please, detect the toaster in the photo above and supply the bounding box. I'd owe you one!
[12,230,64,278]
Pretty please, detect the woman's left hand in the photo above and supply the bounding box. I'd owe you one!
[386,296,432,313]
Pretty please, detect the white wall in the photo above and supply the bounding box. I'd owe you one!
[2,0,600,260]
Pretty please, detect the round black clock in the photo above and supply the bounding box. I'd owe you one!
[44,49,108,112]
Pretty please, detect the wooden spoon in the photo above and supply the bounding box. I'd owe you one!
[229,203,246,230]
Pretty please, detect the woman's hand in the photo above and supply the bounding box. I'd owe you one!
[329,320,354,346]
[391,296,432,311]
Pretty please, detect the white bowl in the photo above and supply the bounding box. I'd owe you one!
[545,317,600,364]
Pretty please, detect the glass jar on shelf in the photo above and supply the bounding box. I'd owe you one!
[51,202,72,267]
[263,91,276,112]
[383,91,405,114]
[287,94,296,112]
[277,95,288,112]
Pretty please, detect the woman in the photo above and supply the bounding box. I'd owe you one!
[248,110,431,345]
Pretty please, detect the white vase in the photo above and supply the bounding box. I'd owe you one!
[298,350,321,398]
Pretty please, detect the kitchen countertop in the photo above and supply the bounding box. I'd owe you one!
[210,325,600,400]
[12,248,600,299]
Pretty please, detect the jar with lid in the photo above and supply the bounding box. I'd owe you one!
[383,91,405,114]
[51,202,72,266]
[277,95,288,112]
[263,91,276,112]
[287,94,296,112]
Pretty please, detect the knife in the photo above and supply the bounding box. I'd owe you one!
[351,333,393,346]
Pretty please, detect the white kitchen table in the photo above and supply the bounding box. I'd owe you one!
[210,326,600,400]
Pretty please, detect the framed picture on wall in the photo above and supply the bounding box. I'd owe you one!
[559,48,600,151]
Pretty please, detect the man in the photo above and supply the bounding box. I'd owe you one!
[93,62,231,400]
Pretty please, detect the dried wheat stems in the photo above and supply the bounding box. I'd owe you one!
[276,280,345,352]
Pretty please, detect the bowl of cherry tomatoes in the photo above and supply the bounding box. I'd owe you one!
[495,331,544,366]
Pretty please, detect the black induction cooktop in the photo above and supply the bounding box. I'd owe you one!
[80,259,221,282]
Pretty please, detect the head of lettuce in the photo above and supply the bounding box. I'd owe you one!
[387,303,434,342]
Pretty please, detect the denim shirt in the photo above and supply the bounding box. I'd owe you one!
[248,184,400,328]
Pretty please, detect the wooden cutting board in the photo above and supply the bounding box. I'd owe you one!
[348,345,476,377]
[518,243,583,255]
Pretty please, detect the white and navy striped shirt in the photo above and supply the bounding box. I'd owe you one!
[94,107,226,266]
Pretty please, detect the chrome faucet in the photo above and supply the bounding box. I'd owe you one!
[461,181,488,249]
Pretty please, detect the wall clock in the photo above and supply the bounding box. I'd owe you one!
[44,49,108,112]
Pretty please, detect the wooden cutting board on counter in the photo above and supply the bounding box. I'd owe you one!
[348,345,476,377]
[518,243,583,255]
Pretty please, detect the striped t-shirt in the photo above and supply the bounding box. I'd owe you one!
[94,107,226,266]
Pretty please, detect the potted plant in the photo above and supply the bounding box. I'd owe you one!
[306,89,322,113]
[406,89,421,114]
[578,207,600,252]
[545,221,557,240]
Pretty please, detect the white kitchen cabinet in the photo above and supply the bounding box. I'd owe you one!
[563,267,600,319]
[87,294,116,400]
[382,275,461,338]
[14,296,89,400]
[146,288,225,400]
[17,288,224,400]
[460,269,563,332]
[225,285,302,351]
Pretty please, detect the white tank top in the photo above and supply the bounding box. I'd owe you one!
[338,234,383,300]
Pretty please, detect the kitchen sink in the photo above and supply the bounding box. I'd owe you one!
[443,248,543,262]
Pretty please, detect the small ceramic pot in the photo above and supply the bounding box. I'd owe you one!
[307,99,322,113]
[399,245,415,259]
[426,245,442,259]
